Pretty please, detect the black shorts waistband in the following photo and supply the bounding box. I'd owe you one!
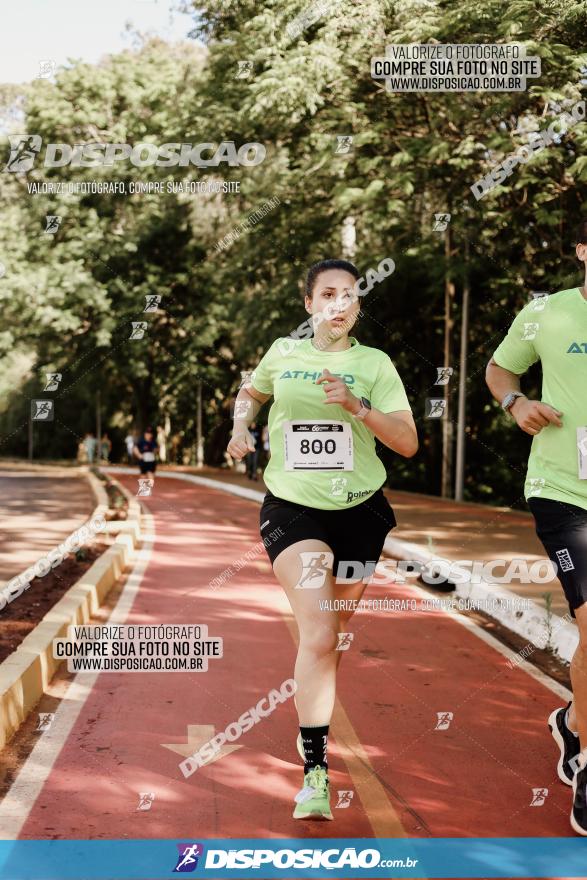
[263,486,384,510]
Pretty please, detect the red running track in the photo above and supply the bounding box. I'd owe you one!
[5,474,575,840]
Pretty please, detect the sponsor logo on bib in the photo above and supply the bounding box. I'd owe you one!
[346,489,372,504]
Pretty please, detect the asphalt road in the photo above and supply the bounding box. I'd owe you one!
[0,464,95,582]
[0,473,575,843]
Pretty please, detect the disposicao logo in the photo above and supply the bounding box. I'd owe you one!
[3,135,266,171]
[173,843,204,872]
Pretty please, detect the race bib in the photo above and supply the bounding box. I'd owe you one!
[578,428,587,479]
[283,421,353,471]
[142,451,155,462]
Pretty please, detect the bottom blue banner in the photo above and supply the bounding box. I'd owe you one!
[0,837,585,879]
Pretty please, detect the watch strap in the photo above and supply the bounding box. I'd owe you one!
[502,391,525,413]
[352,397,371,420]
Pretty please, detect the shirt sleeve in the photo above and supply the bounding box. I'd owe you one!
[250,339,280,395]
[371,355,412,413]
[492,302,541,374]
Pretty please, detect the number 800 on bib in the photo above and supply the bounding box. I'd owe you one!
[283,420,354,471]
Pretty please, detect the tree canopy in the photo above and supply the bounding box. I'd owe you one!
[0,0,586,505]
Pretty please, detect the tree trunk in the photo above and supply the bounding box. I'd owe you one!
[441,223,455,498]
[455,237,470,501]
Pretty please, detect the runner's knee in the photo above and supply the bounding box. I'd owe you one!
[572,638,587,662]
[299,623,339,658]
[572,605,587,651]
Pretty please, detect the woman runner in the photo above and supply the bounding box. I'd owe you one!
[227,259,418,819]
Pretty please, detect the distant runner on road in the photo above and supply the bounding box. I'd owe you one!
[134,426,159,484]
[486,219,587,836]
[227,258,418,820]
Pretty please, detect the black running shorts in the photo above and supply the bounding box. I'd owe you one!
[528,496,587,616]
[259,486,397,578]
[139,461,156,474]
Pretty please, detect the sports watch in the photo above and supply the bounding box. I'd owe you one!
[501,391,525,415]
[352,397,372,421]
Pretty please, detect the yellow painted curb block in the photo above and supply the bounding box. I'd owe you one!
[86,467,110,510]
[0,474,141,750]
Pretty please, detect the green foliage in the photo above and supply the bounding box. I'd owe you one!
[0,0,586,503]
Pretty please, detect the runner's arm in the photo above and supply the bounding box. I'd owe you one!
[227,385,272,461]
[317,367,418,457]
[485,357,524,407]
[234,385,271,430]
[362,408,418,458]
[485,358,562,434]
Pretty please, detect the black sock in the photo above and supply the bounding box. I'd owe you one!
[300,724,329,774]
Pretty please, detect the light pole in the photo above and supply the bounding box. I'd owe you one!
[28,406,33,461]
[455,238,470,501]
[196,380,204,468]
[96,390,101,465]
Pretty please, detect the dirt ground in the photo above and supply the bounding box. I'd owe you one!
[0,540,111,663]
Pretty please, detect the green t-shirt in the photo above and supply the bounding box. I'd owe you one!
[250,336,411,510]
[492,287,587,510]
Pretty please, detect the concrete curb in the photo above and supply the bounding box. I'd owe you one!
[381,536,578,665]
[85,467,109,511]
[110,469,578,666]
[0,473,141,750]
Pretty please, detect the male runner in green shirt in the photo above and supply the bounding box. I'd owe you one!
[486,220,587,836]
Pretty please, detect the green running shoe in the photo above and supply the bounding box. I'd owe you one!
[293,765,333,820]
